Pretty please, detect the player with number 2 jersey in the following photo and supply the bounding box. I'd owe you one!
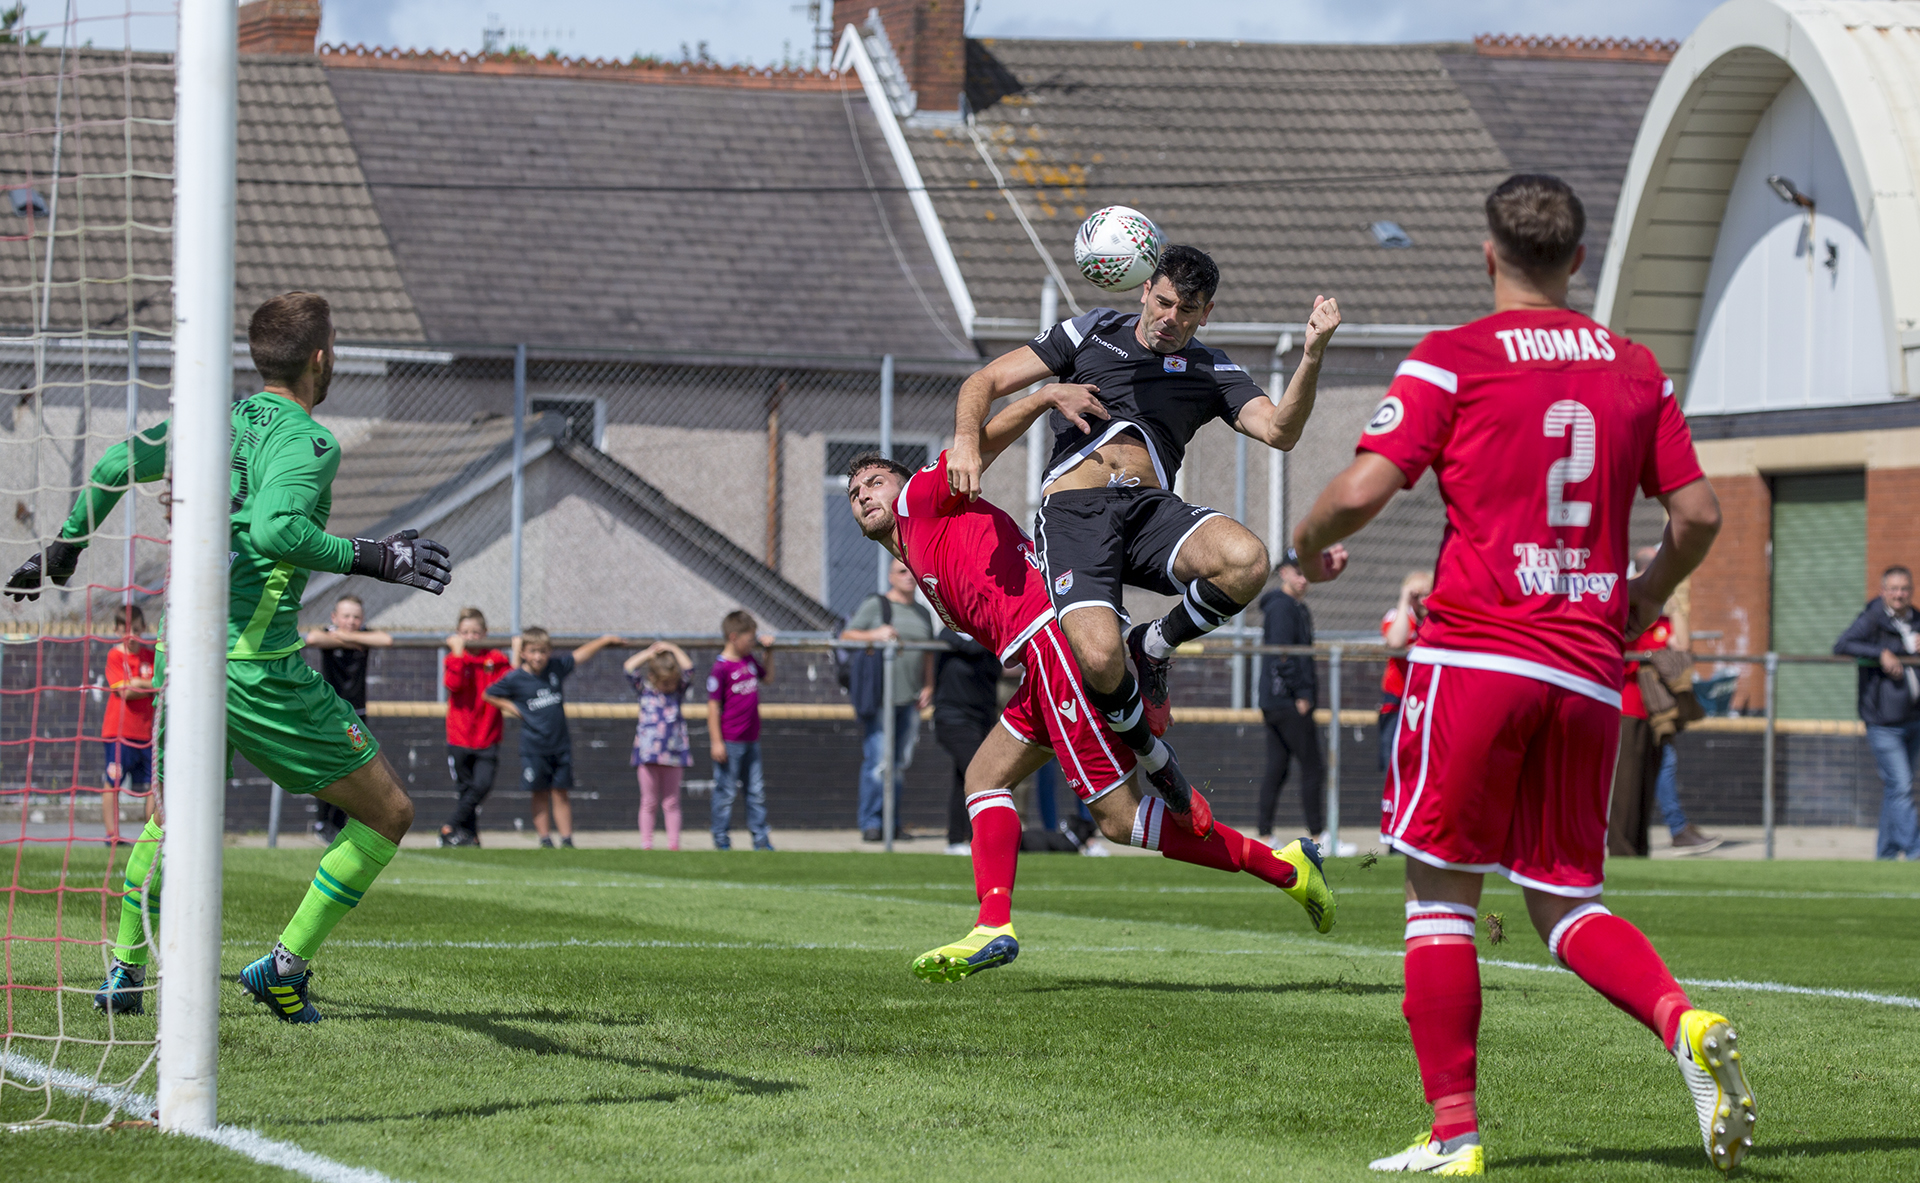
[1294,175,1750,1177]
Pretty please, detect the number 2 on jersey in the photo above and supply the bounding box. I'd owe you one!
[1542,399,1595,527]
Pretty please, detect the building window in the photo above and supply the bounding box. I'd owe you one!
[530,397,604,448]
[822,439,931,621]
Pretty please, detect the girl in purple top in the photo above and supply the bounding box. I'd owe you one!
[624,641,693,850]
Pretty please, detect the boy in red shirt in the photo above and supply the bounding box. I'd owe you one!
[440,607,511,847]
[101,604,157,846]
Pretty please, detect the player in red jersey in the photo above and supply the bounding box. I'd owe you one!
[846,408,1337,982]
[1292,176,1752,1176]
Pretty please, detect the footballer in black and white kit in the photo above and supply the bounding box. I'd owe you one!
[949,245,1344,815]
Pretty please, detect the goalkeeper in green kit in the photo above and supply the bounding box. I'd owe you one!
[6,292,452,1024]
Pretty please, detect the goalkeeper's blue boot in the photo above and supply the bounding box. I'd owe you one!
[912,924,1018,983]
[93,960,145,1015]
[239,953,322,1024]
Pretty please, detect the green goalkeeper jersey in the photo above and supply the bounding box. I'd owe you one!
[59,391,355,660]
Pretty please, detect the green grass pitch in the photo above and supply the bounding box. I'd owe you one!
[5,846,1918,1180]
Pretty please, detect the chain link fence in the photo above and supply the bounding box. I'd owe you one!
[5,335,1881,847]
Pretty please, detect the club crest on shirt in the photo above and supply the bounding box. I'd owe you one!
[1364,396,1404,435]
[345,720,368,751]
[1054,569,1074,595]
[1162,355,1187,373]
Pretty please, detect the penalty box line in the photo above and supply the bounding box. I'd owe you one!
[1,1052,405,1183]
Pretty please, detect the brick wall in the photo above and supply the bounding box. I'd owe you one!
[1867,466,1920,596]
[1690,474,1770,710]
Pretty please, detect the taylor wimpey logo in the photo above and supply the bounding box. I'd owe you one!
[1512,543,1619,602]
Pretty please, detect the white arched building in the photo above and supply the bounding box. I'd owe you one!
[1597,0,1920,717]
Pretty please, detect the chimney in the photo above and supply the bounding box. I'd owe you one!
[238,0,321,55]
[846,1,965,113]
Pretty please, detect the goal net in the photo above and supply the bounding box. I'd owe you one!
[2,4,176,1129]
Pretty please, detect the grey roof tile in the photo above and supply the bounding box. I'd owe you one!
[321,66,973,358]
[920,38,1664,331]
[0,47,423,340]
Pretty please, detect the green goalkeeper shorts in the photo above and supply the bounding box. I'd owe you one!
[155,651,381,795]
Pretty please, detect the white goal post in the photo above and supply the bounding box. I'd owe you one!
[156,0,236,1134]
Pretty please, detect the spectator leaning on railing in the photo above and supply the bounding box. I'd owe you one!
[1834,565,1920,860]
[840,558,935,843]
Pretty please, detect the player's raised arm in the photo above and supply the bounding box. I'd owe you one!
[5,422,169,602]
[1235,296,1341,451]
[951,346,1059,499]
[978,382,1107,474]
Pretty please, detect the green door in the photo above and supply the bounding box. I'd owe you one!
[1771,471,1866,720]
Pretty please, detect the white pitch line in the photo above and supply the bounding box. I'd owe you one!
[315,933,1920,1012]
[2,1052,405,1183]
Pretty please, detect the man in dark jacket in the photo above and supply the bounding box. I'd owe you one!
[932,629,1003,854]
[1834,565,1920,859]
[1256,559,1327,844]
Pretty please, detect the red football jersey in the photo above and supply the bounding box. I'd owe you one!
[892,451,1054,663]
[1356,309,1704,703]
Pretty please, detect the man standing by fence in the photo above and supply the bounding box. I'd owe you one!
[1834,565,1920,860]
[1255,559,1326,849]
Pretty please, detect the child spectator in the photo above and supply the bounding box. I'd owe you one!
[485,627,624,849]
[706,610,776,851]
[101,604,157,846]
[624,641,694,850]
[440,607,512,847]
[1378,570,1432,771]
[304,594,392,840]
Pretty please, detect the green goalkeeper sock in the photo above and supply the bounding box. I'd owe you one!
[277,819,397,961]
[111,817,165,965]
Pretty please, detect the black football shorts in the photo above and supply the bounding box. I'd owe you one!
[1033,486,1223,620]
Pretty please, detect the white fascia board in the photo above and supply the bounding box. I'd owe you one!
[968,317,1449,349]
[833,24,977,338]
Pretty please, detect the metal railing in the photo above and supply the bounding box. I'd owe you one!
[248,634,1902,858]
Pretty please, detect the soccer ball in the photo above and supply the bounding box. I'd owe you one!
[1073,206,1165,292]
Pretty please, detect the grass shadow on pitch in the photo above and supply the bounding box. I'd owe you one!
[1498,1135,1920,1170]
[1025,977,1400,997]
[331,1002,802,1098]
[263,1089,704,1128]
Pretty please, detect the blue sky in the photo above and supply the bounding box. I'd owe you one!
[34,1,1728,63]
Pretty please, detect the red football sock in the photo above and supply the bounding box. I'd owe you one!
[1552,905,1692,1048]
[966,790,1020,929]
[1136,800,1299,889]
[1403,903,1482,1141]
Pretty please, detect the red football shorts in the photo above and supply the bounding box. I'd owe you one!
[1382,661,1619,897]
[999,620,1135,802]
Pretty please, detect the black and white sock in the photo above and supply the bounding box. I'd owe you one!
[1144,578,1247,659]
[1086,672,1153,752]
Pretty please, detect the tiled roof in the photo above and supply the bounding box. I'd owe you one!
[911,38,1666,332]
[322,66,973,357]
[0,47,422,340]
[1436,49,1668,308]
